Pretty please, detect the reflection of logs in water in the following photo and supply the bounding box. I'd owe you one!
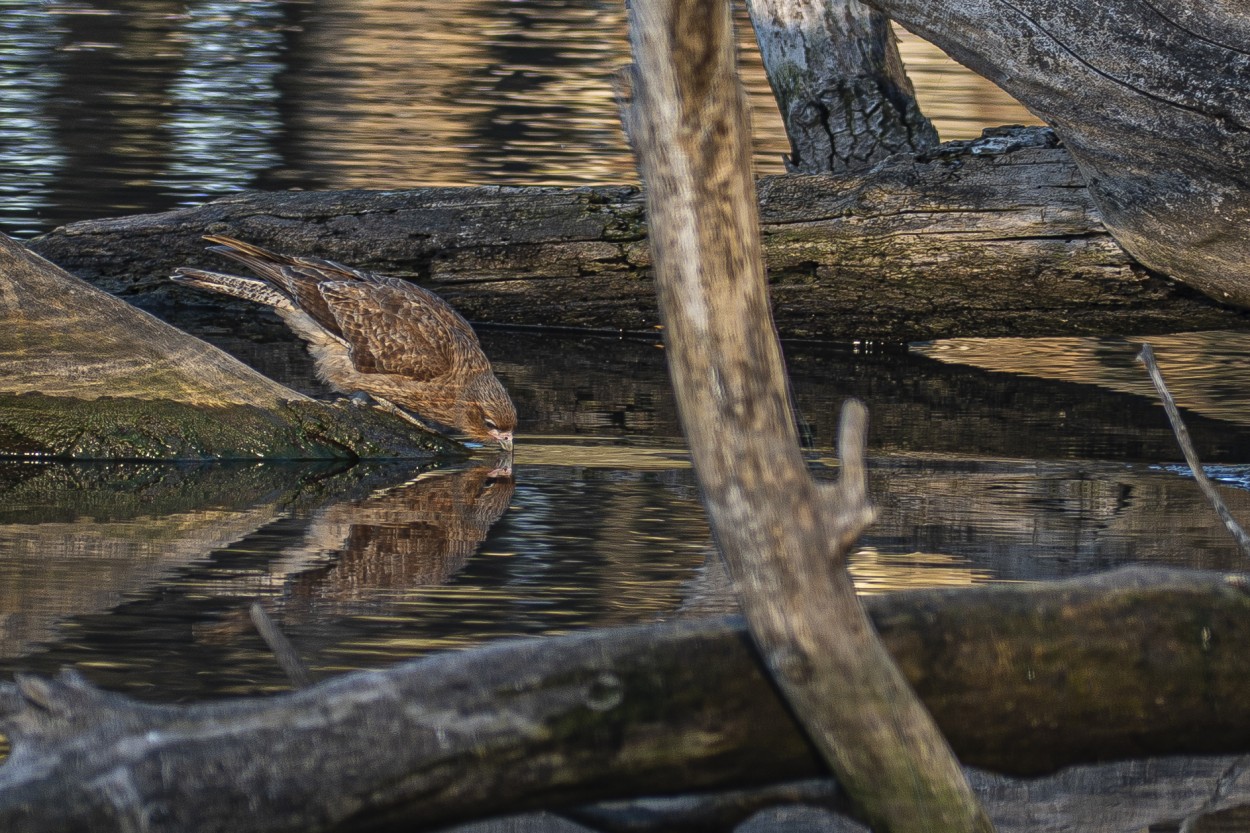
[285,462,515,608]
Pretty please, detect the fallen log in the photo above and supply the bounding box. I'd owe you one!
[868,0,1250,309]
[573,756,1250,833]
[27,129,1249,343]
[2,566,1249,832]
[0,234,455,460]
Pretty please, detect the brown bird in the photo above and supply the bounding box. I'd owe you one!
[173,235,515,450]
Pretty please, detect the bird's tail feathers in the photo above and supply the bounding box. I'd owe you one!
[201,235,299,289]
[203,235,287,264]
[171,268,292,310]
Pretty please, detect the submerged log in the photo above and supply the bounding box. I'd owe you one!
[2,567,1250,832]
[0,234,454,460]
[868,0,1250,309]
[27,129,1250,344]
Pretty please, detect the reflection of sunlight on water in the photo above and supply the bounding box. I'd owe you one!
[894,28,1039,140]
[848,547,998,595]
[0,4,66,237]
[0,0,1038,236]
[158,1,285,202]
[515,437,691,469]
[914,331,1250,428]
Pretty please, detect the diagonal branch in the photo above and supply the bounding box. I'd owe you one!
[623,0,993,828]
[1138,343,1250,557]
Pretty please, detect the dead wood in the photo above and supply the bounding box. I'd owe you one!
[867,0,1250,309]
[1138,343,1250,557]
[744,0,938,172]
[2,568,1250,832]
[624,0,990,828]
[26,129,1248,344]
[0,233,454,460]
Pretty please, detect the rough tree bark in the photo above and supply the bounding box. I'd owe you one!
[867,0,1250,308]
[26,132,1250,343]
[624,0,990,829]
[0,234,453,460]
[2,568,1250,832]
[745,0,939,172]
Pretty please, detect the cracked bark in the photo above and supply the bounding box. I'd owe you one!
[745,0,938,172]
[864,0,1250,308]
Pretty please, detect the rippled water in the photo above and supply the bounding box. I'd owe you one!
[0,0,1036,237]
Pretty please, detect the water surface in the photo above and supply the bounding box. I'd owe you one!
[0,0,1036,236]
[4,332,1250,705]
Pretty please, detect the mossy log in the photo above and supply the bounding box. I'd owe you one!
[27,129,1249,344]
[2,567,1250,832]
[0,234,456,460]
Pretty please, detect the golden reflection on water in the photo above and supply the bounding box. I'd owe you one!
[893,28,1039,139]
[915,331,1250,429]
[513,437,692,469]
[282,0,1037,190]
[1,0,1039,235]
[849,547,998,595]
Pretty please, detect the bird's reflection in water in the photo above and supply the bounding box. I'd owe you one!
[282,459,515,612]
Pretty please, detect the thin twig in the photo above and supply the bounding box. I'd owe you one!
[1138,343,1250,557]
[249,603,313,689]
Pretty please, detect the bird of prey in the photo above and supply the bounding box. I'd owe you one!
[173,235,516,450]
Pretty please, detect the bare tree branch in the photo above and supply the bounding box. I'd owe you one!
[1138,343,1250,557]
[623,0,993,827]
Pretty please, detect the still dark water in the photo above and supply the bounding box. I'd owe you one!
[2,1,1248,829]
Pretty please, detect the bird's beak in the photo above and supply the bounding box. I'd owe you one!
[489,429,514,452]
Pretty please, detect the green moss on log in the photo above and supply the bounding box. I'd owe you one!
[0,393,460,461]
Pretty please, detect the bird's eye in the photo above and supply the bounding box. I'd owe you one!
[484,419,497,430]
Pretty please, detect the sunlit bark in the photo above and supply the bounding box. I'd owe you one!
[623,0,991,828]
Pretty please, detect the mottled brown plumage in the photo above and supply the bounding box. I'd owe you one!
[173,236,515,449]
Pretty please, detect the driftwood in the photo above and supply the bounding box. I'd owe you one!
[869,0,1250,309]
[0,234,455,460]
[2,568,1250,832]
[27,129,1249,344]
[625,0,987,827]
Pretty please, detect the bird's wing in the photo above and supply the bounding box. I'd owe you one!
[317,281,488,381]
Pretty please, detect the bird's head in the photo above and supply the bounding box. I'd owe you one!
[463,373,517,452]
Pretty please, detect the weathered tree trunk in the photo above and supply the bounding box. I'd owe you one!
[624,0,990,829]
[2,568,1250,832]
[0,234,453,459]
[27,130,1249,343]
[745,0,938,172]
[867,0,1250,309]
